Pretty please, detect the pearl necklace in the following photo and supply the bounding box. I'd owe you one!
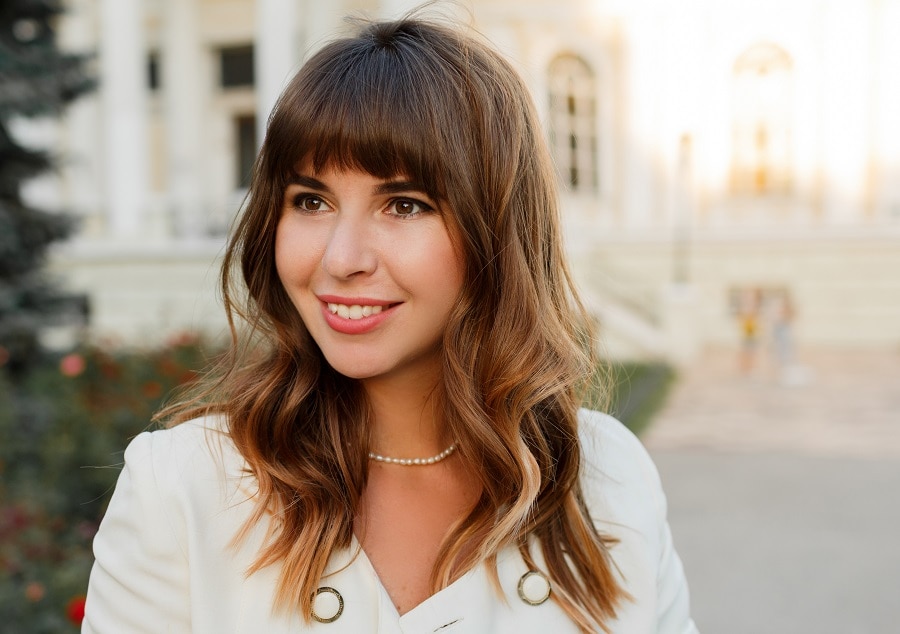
[368,443,458,466]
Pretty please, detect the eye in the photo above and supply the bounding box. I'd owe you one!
[389,198,433,217]
[293,194,330,212]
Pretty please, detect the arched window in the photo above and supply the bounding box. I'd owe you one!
[548,54,598,193]
[731,43,793,195]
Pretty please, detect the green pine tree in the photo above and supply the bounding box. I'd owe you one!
[0,0,94,378]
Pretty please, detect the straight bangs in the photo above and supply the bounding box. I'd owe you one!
[263,29,471,204]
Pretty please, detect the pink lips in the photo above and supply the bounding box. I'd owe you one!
[318,296,397,335]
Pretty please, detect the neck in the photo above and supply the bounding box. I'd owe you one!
[361,372,450,457]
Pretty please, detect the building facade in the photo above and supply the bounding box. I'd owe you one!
[35,0,900,358]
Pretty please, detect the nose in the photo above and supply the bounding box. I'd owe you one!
[321,213,378,279]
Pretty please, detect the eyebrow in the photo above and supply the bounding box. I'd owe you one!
[286,174,332,193]
[286,173,431,197]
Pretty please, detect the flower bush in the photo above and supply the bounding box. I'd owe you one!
[0,335,214,632]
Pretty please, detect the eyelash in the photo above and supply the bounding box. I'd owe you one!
[290,194,434,218]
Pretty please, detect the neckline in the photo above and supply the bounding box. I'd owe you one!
[348,533,485,623]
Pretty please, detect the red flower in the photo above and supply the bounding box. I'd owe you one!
[25,581,45,602]
[59,353,86,377]
[66,595,86,624]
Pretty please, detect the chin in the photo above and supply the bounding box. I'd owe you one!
[319,355,386,381]
[330,367,377,380]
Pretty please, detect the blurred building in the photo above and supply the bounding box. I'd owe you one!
[31,0,900,359]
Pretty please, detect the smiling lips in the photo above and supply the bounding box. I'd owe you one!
[327,302,384,320]
[319,298,397,335]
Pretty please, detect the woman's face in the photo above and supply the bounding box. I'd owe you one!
[274,162,464,387]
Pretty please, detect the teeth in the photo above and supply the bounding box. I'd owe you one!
[327,303,384,320]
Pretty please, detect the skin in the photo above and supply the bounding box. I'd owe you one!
[274,163,480,614]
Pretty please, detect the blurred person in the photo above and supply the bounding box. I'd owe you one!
[768,290,810,386]
[769,290,794,367]
[737,287,762,375]
[82,15,696,633]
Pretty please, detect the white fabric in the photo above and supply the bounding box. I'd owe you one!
[83,410,699,633]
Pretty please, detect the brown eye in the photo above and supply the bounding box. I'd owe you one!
[389,198,432,217]
[295,195,329,212]
[395,200,416,215]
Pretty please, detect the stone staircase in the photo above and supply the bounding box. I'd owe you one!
[575,256,669,360]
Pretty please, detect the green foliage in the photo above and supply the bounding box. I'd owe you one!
[0,336,213,632]
[0,1,95,119]
[584,360,676,437]
[0,0,95,377]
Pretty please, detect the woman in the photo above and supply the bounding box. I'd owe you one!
[83,16,697,633]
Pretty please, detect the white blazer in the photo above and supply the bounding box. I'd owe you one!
[83,410,698,633]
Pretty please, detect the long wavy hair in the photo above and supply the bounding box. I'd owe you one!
[160,16,625,632]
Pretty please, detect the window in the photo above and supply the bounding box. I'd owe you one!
[236,115,257,188]
[220,45,254,88]
[147,52,160,91]
[548,54,598,193]
[731,43,793,195]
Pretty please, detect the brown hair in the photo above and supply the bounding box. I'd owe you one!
[161,16,624,632]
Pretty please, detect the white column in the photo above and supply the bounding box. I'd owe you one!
[162,0,204,238]
[99,0,147,238]
[820,0,870,224]
[873,0,900,220]
[256,0,298,147]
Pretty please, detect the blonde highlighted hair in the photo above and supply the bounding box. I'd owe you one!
[160,16,625,632]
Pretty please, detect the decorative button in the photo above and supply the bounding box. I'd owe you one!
[312,587,344,623]
[517,570,551,605]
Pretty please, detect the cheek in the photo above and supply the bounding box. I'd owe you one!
[274,220,313,287]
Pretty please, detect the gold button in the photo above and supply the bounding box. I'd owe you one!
[517,570,551,605]
[312,587,344,623]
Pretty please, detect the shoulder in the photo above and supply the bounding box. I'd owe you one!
[576,409,698,633]
[577,408,663,511]
[123,414,255,517]
[84,416,264,632]
[125,414,241,473]
[577,407,666,539]
[130,413,232,458]
[83,419,250,632]
[110,414,253,527]
[577,407,647,459]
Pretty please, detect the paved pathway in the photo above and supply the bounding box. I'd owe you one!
[643,348,900,458]
[640,348,900,634]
